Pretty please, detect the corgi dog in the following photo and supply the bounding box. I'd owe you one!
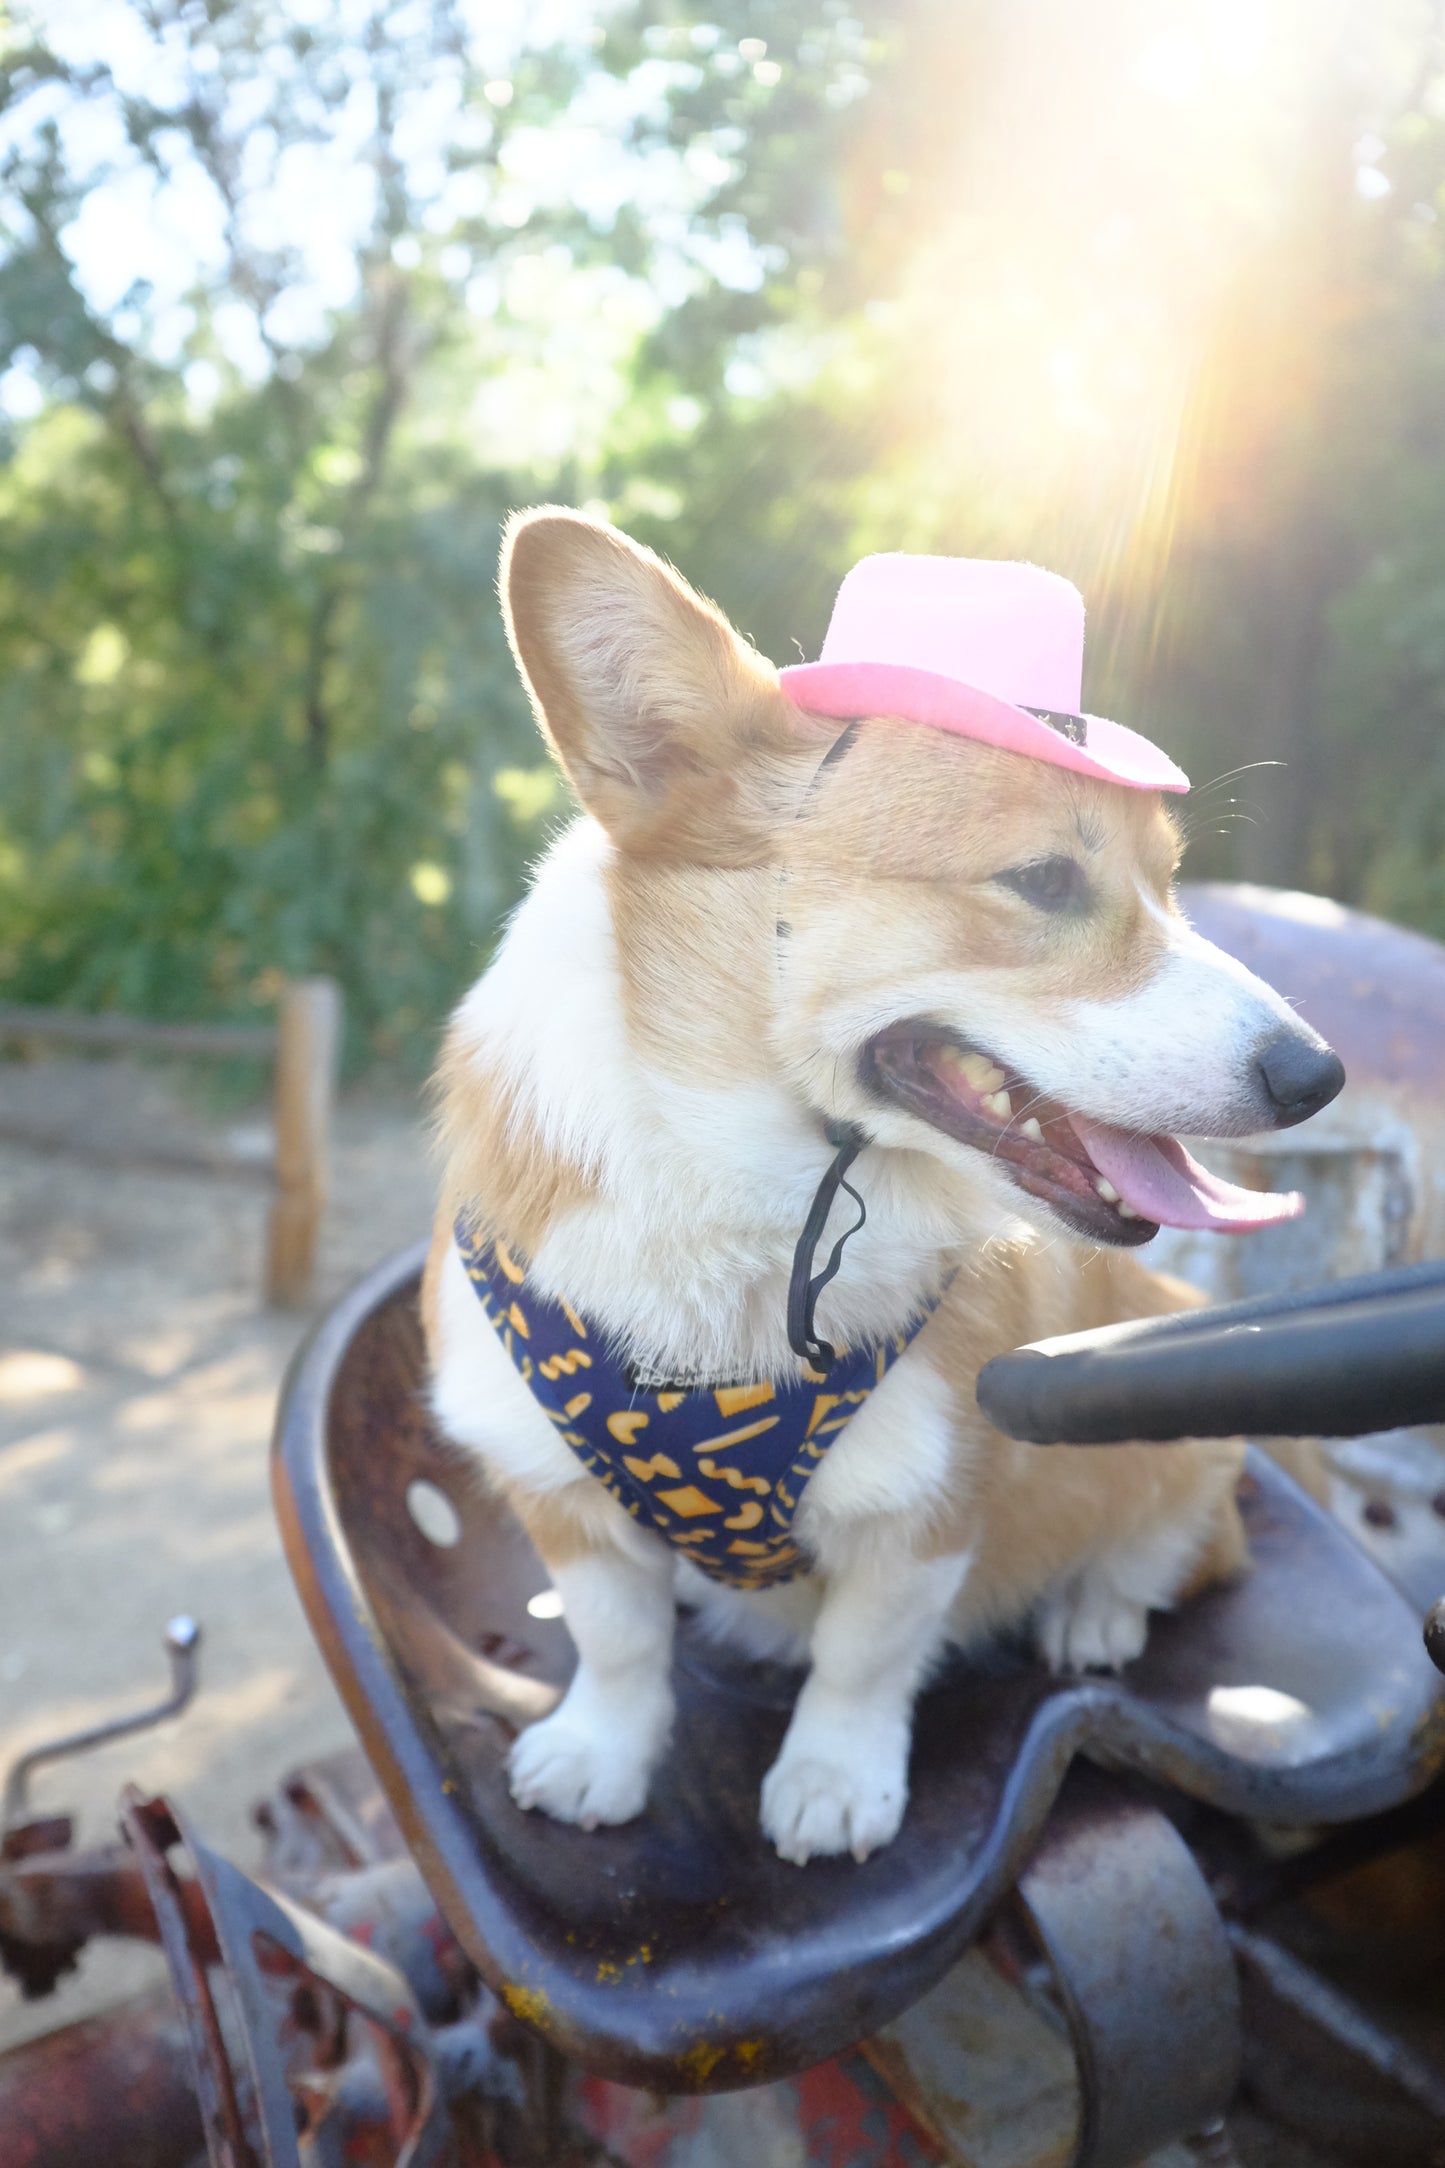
[422,510,1344,1865]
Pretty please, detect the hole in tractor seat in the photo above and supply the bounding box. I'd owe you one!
[527,1587,565,1620]
[406,1478,462,1549]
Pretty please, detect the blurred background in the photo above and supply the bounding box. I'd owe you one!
[4,0,1445,1063]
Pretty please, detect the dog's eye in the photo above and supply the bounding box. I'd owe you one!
[995,855,1090,912]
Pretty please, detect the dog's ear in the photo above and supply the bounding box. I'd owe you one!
[501,507,809,861]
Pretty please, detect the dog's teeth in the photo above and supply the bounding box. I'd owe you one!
[1095,1177,1120,1203]
[1021,1118,1044,1142]
[1117,1201,1140,1219]
[958,1052,1004,1091]
[986,1090,1013,1120]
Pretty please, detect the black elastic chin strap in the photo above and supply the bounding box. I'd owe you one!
[787,1121,869,1369]
[781,719,870,1370]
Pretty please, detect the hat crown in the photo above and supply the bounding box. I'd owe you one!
[818,554,1085,716]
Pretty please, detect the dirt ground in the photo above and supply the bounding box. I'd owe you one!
[0,1052,434,2050]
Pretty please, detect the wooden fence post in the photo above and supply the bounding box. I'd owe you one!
[265,978,342,1307]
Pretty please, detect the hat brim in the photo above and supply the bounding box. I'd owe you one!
[778,660,1188,795]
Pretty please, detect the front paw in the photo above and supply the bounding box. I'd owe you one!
[760,1733,908,1864]
[508,1685,670,1829]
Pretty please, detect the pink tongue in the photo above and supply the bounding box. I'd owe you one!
[1069,1118,1304,1234]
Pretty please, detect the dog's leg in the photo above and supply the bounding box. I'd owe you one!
[760,1541,968,1864]
[508,1539,676,1828]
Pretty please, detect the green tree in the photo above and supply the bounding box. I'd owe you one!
[0,0,614,1053]
[8,0,1445,1065]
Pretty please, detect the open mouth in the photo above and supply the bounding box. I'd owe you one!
[864,1025,1305,1247]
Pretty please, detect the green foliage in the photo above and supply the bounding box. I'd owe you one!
[5,0,1445,1068]
[0,0,592,1061]
[0,366,545,1056]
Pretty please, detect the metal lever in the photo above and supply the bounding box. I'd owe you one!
[3,1615,202,1829]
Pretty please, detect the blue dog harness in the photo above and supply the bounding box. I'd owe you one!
[456,1225,943,1590]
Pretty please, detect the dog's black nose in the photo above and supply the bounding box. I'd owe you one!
[1256,1031,1346,1127]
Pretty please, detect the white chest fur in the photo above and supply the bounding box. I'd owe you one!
[444,817,981,1387]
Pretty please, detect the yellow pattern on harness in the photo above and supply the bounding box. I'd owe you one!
[454,1225,943,1590]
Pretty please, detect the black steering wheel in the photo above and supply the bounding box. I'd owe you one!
[974,1259,1445,1672]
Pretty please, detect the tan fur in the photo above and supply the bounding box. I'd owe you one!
[914,1251,1247,1623]
[430,509,1272,1705]
[503,507,829,864]
[604,858,782,1085]
[501,1478,637,1571]
[784,722,1181,1015]
[420,1211,450,1357]
[430,1028,596,1259]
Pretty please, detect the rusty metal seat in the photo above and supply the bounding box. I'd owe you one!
[272,1242,1445,2123]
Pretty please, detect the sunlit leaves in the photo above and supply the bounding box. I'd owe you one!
[4,0,1445,1066]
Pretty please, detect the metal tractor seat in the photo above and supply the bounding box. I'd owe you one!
[272,1241,1445,2160]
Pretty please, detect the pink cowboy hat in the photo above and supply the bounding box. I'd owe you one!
[779,554,1189,795]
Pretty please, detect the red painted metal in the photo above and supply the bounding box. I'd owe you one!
[572,2050,945,2166]
[0,1989,204,2168]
